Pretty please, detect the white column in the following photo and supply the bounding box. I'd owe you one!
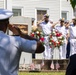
[60,0,62,18]
[4,0,6,9]
[35,8,37,26]
[5,0,12,11]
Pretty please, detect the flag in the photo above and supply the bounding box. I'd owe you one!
[50,61,54,70]
[40,60,44,68]
[56,61,60,71]
[30,63,35,70]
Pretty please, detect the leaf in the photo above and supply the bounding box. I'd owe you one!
[67,0,76,9]
[69,0,76,9]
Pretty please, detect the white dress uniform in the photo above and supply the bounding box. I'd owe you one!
[65,25,76,75]
[55,25,67,59]
[69,25,76,56]
[40,21,52,59]
[0,31,37,75]
[0,9,37,75]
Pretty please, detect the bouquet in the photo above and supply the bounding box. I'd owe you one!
[30,28,44,44]
[49,29,64,48]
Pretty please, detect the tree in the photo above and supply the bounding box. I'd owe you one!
[67,0,76,9]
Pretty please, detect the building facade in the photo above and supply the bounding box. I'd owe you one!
[0,0,12,10]
[0,0,74,65]
[12,0,73,24]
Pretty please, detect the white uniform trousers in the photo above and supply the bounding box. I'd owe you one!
[43,36,52,59]
[70,39,76,56]
[59,41,67,59]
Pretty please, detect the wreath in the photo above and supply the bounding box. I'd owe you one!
[30,28,44,44]
[49,29,64,48]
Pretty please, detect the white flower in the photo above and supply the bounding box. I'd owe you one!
[53,31,55,34]
[58,36,62,39]
[61,40,64,43]
[56,41,59,43]
[40,32,43,35]
[49,42,52,44]
[36,31,39,34]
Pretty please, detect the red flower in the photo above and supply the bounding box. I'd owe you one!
[56,33,61,37]
[37,34,40,36]
[50,46,52,48]
[50,40,54,43]
[53,42,57,47]
[56,33,59,37]
[31,33,34,37]
[60,33,62,36]
[40,37,44,42]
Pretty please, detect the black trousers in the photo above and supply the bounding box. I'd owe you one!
[32,54,35,59]
[66,41,70,58]
[66,54,76,75]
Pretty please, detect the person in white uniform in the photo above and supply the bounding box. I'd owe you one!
[64,20,70,58]
[37,14,53,59]
[66,18,76,75]
[0,9,44,75]
[55,19,67,59]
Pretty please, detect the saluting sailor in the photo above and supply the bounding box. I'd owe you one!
[0,9,44,75]
[54,19,68,59]
[64,20,70,58]
[37,14,53,59]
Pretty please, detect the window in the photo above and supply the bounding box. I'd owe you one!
[61,11,68,20]
[12,9,21,16]
[37,10,47,21]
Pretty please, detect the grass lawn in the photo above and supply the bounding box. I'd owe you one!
[19,72,65,75]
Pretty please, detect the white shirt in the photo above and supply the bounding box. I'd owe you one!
[40,21,52,35]
[69,25,76,56]
[55,25,67,37]
[70,25,76,39]
[0,31,37,75]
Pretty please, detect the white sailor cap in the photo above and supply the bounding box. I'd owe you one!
[0,9,13,20]
[49,19,53,22]
[44,14,49,18]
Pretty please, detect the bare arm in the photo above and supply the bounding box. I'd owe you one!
[37,18,44,26]
[51,21,59,28]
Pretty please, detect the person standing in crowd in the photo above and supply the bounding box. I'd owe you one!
[31,18,37,59]
[54,19,68,59]
[37,14,53,59]
[64,20,70,58]
[32,18,37,31]
[0,9,44,75]
[66,18,76,75]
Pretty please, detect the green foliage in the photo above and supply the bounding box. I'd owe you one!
[67,0,76,9]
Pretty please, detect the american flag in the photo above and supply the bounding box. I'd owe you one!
[50,61,54,70]
[55,61,60,70]
[30,63,35,70]
[40,60,44,68]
